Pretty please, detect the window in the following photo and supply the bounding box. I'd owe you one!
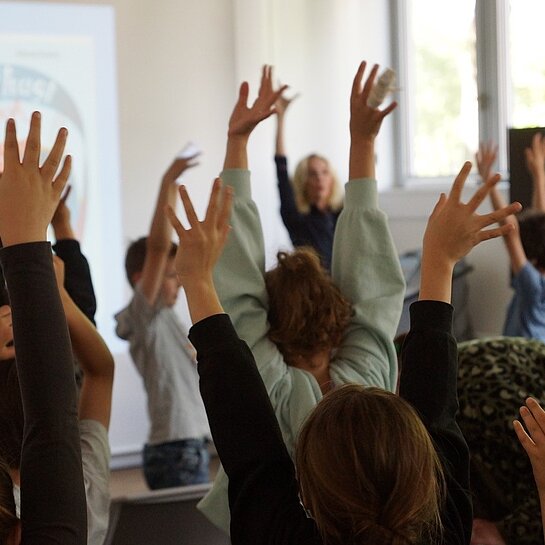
[393,0,545,185]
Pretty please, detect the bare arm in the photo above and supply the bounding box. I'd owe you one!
[526,133,545,212]
[139,156,198,304]
[54,256,114,428]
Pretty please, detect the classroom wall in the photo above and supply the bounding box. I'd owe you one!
[33,0,511,466]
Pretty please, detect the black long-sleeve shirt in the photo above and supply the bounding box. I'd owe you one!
[0,242,87,545]
[190,301,472,545]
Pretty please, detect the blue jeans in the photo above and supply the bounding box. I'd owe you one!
[143,438,210,490]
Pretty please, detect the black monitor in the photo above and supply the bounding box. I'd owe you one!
[509,127,545,209]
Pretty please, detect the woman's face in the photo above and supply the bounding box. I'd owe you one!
[305,157,333,208]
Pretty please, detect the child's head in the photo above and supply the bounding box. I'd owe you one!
[518,210,545,271]
[295,385,444,545]
[124,237,180,306]
[292,154,343,213]
[264,248,352,365]
[0,458,18,545]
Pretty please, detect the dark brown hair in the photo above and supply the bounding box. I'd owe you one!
[295,385,444,545]
[518,210,545,270]
[264,248,352,364]
[124,236,177,288]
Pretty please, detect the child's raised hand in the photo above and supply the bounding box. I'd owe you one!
[350,61,397,143]
[475,142,498,183]
[514,397,545,494]
[166,178,232,284]
[0,112,71,247]
[275,87,299,118]
[423,162,522,267]
[228,65,287,138]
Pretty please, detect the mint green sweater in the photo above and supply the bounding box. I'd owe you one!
[198,169,405,532]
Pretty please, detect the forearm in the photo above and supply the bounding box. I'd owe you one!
[532,171,545,212]
[275,116,286,156]
[183,277,224,324]
[419,253,454,304]
[148,176,177,250]
[349,138,375,180]
[62,293,114,380]
[224,135,249,170]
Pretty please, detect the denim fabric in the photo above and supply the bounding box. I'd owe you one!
[143,438,209,490]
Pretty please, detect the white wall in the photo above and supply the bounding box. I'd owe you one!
[27,1,513,466]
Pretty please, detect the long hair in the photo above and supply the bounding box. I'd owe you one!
[264,248,352,365]
[295,385,445,545]
[0,458,17,545]
[292,154,343,214]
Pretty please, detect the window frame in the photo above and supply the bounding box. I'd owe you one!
[391,0,510,187]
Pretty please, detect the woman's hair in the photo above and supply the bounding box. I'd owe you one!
[0,458,17,545]
[295,385,445,545]
[264,248,352,364]
[518,210,545,270]
[292,154,343,214]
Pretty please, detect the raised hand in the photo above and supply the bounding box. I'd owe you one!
[0,112,71,247]
[514,397,545,494]
[275,88,299,118]
[525,132,545,180]
[475,142,498,183]
[228,65,287,138]
[163,154,200,184]
[350,61,397,143]
[166,178,232,324]
[420,162,521,302]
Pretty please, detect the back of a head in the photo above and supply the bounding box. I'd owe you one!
[124,236,177,288]
[264,248,352,364]
[518,210,545,270]
[295,385,444,545]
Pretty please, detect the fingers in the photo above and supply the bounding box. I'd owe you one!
[467,173,501,211]
[525,397,545,437]
[204,178,223,224]
[60,184,72,204]
[361,63,379,101]
[351,61,367,101]
[166,204,186,241]
[42,127,68,181]
[477,224,514,243]
[3,119,20,167]
[379,100,398,119]
[514,419,534,454]
[22,111,41,167]
[479,201,522,229]
[53,155,71,198]
[448,161,472,202]
[429,193,447,218]
[179,185,199,226]
[237,81,250,109]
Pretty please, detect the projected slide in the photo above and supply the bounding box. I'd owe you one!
[0,2,124,348]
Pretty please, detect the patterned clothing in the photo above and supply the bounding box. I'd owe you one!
[457,336,545,544]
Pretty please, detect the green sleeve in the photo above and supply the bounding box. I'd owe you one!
[330,179,405,392]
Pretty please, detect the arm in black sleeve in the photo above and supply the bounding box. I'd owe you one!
[190,313,319,545]
[400,301,472,545]
[275,155,304,240]
[1,242,87,545]
[53,238,97,324]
